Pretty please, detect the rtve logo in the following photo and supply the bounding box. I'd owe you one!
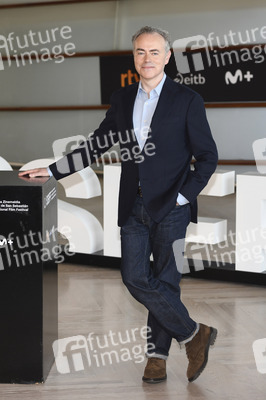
[120,69,139,87]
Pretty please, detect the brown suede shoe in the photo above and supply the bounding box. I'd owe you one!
[142,357,167,384]
[185,323,217,382]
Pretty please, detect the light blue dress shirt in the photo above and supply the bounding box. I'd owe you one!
[133,74,189,206]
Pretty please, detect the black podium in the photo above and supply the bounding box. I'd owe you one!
[0,172,58,383]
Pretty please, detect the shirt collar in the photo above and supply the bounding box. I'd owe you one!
[137,73,166,98]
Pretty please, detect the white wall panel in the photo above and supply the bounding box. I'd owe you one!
[0,57,100,106]
[206,108,266,160]
[0,0,266,164]
[0,2,117,52]
[117,1,266,49]
[0,110,106,163]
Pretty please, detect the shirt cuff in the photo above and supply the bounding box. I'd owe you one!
[47,167,53,177]
[176,193,189,205]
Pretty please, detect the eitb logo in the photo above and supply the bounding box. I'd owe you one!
[0,27,76,71]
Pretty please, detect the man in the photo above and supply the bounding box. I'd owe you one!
[19,26,218,384]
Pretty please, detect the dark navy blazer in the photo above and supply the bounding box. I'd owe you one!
[49,76,218,227]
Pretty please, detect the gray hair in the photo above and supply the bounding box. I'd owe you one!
[132,26,171,53]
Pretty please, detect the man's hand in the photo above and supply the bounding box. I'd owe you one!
[18,168,50,178]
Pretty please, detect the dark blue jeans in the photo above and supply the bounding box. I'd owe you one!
[120,195,197,359]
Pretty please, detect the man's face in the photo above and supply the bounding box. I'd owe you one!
[133,33,171,83]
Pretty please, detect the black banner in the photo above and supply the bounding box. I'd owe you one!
[100,45,266,104]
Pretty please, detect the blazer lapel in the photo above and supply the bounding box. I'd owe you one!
[149,77,176,135]
[124,83,138,132]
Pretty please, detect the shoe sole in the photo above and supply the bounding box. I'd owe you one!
[142,374,167,384]
[188,327,217,383]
